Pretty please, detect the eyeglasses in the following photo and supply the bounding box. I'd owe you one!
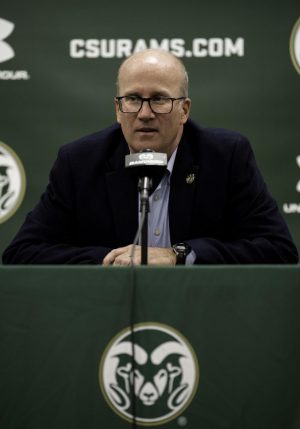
[115,95,186,114]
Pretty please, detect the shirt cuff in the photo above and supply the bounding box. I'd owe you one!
[185,250,196,265]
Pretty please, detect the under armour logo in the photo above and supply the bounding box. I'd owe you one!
[296,155,300,192]
[0,18,15,63]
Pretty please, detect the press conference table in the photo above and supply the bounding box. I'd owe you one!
[0,266,300,429]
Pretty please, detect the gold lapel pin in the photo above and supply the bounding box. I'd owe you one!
[186,173,195,184]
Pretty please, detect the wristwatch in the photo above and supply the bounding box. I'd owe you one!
[172,242,191,265]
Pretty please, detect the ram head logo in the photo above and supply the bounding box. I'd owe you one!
[0,161,15,216]
[0,166,10,199]
[0,143,26,223]
[99,323,199,425]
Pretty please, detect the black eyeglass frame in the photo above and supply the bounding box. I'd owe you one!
[115,96,186,114]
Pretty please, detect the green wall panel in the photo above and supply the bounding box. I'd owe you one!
[1,0,299,257]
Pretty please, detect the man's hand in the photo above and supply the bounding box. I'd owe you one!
[102,245,176,266]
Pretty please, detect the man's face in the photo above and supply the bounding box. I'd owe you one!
[115,55,191,157]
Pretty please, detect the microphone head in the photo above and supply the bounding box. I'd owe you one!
[125,149,167,176]
[125,150,168,191]
[125,149,167,168]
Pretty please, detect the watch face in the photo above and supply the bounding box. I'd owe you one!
[173,243,191,256]
[173,243,191,265]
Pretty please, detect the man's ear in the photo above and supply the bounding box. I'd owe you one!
[180,98,191,124]
[115,98,121,124]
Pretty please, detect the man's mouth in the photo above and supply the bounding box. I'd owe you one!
[136,127,158,133]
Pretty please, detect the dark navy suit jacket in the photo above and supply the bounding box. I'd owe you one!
[2,119,298,264]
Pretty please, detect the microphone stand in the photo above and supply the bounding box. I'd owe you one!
[138,176,152,265]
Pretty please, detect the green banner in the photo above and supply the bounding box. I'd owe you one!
[1,266,300,428]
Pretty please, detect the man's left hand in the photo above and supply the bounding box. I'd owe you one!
[102,245,176,266]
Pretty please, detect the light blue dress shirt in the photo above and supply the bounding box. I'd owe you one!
[139,148,196,265]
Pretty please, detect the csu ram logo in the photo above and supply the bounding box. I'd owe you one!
[0,141,26,223]
[290,17,300,75]
[99,323,199,426]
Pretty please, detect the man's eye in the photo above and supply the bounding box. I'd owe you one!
[152,96,167,104]
[125,96,140,103]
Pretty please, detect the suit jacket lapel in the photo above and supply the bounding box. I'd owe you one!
[105,139,138,246]
[169,136,199,244]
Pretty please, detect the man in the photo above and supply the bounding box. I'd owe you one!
[2,49,298,265]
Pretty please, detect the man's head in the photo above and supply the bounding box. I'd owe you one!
[115,49,191,158]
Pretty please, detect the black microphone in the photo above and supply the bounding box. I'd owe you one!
[125,149,167,193]
[125,150,168,265]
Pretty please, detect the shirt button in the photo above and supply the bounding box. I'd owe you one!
[154,193,160,201]
[154,228,161,236]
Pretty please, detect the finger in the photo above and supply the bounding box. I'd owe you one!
[126,245,142,265]
[147,247,176,265]
[113,255,131,266]
[102,250,116,266]
[114,246,141,266]
[102,245,132,266]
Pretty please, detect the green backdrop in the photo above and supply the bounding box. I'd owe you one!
[0,0,299,258]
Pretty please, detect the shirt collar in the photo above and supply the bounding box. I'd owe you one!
[154,148,177,191]
[167,147,178,176]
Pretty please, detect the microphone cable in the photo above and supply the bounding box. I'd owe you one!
[129,208,147,428]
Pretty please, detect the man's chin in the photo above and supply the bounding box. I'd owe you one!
[131,138,162,153]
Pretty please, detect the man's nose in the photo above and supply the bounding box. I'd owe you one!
[137,100,156,119]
